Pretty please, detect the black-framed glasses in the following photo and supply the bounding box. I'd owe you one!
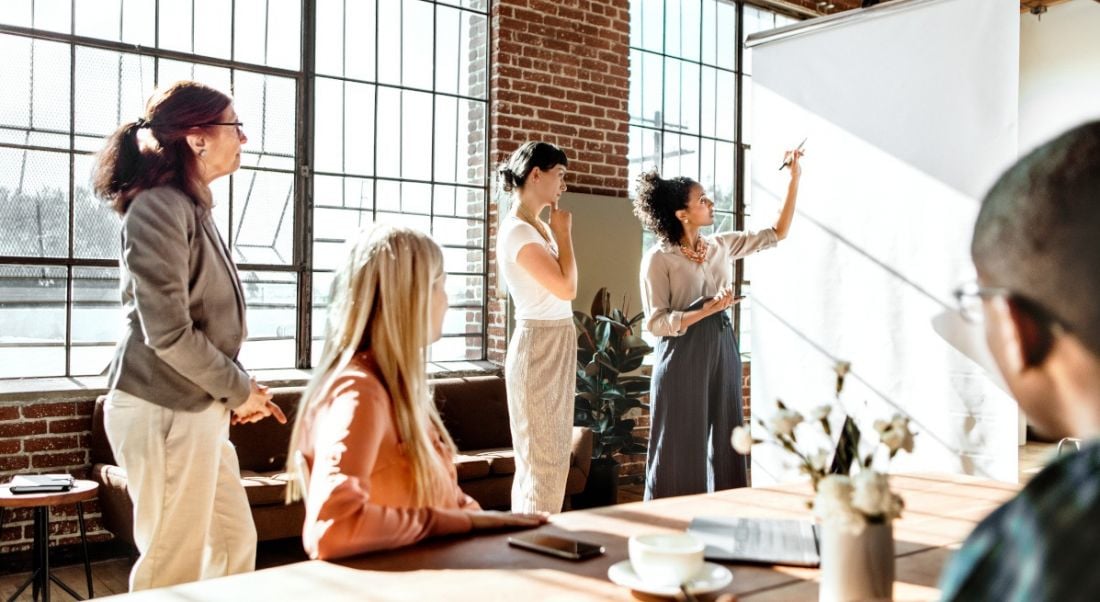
[952,280,1068,334]
[194,121,244,133]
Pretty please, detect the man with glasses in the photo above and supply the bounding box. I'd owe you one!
[938,121,1100,601]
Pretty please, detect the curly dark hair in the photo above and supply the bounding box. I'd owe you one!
[632,169,699,246]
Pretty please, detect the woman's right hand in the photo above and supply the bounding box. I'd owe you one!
[231,378,285,424]
[466,510,549,530]
[548,202,572,242]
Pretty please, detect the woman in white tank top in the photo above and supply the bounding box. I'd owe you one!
[496,141,577,513]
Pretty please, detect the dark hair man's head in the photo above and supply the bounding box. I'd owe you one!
[972,120,1100,439]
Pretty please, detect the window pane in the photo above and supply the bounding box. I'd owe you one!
[0,264,66,378]
[402,91,433,181]
[377,0,401,86]
[0,35,71,149]
[676,0,701,62]
[701,0,717,67]
[315,78,376,176]
[75,0,155,46]
[441,246,484,274]
[714,141,735,212]
[716,0,736,71]
[0,148,69,258]
[0,0,70,33]
[402,0,434,91]
[71,266,120,376]
[156,59,231,94]
[232,169,295,265]
[639,0,663,53]
[446,274,483,307]
[73,154,119,260]
[234,0,300,69]
[235,71,297,172]
[434,216,483,248]
[238,270,297,369]
[433,185,483,219]
[74,48,155,151]
[715,69,736,141]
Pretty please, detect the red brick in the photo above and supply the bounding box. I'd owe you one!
[0,455,30,471]
[21,402,76,419]
[0,440,20,454]
[0,421,48,437]
[48,418,90,434]
[0,406,19,421]
[30,451,86,468]
[23,435,80,453]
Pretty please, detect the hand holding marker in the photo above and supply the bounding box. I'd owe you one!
[779,137,807,171]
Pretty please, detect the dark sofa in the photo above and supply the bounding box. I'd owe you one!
[89,375,592,546]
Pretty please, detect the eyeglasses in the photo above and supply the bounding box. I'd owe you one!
[195,121,244,133]
[951,281,1011,323]
[952,280,1068,334]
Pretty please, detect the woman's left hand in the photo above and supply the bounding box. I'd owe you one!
[785,148,803,181]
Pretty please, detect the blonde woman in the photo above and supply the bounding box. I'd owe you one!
[496,141,576,514]
[286,225,546,560]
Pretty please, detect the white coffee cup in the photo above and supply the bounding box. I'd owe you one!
[628,532,706,588]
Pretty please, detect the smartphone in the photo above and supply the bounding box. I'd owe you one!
[507,533,606,560]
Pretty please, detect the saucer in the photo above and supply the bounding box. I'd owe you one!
[607,560,733,597]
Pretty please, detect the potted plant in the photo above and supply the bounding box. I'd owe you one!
[571,288,653,509]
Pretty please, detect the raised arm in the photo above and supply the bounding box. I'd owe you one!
[773,149,803,240]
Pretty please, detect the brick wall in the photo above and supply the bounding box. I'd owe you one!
[486,0,632,362]
[0,400,110,555]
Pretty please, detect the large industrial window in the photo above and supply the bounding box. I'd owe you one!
[627,0,797,356]
[0,0,490,379]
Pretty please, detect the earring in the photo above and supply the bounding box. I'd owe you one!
[199,149,207,158]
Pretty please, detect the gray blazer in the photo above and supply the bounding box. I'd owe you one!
[107,186,251,411]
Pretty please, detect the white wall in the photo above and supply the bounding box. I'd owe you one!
[1019,0,1100,154]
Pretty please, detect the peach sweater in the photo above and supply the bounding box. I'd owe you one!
[298,352,479,559]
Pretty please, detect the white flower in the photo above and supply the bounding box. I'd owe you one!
[850,470,902,520]
[767,408,804,437]
[810,405,831,421]
[813,475,866,533]
[877,414,915,454]
[731,426,753,454]
[808,449,828,473]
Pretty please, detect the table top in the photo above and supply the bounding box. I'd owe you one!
[102,473,1019,601]
[0,478,98,508]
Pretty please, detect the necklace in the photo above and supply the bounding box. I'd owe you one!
[679,237,708,264]
[514,203,551,242]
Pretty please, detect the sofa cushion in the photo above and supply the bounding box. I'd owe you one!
[433,376,513,452]
[240,470,292,506]
[454,455,492,481]
[470,448,516,476]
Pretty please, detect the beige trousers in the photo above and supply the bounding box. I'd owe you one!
[104,390,256,591]
[505,318,577,514]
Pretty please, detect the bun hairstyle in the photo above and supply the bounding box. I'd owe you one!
[632,168,699,246]
[497,141,569,193]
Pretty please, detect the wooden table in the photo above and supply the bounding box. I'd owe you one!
[105,473,1018,601]
[1,479,98,602]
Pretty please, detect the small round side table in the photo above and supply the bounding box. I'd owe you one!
[0,480,98,602]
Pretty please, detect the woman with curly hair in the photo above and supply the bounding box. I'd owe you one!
[634,149,803,500]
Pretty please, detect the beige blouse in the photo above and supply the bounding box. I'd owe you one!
[640,228,779,337]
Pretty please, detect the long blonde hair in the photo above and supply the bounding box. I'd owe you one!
[285,225,456,506]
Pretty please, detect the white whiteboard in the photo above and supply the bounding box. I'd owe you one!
[746,0,1021,483]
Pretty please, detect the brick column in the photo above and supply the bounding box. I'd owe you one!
[486,0,632,361]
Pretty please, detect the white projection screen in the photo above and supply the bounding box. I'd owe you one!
[745,0,1021,483]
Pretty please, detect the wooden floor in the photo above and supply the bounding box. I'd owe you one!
[0,442,1061,600]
